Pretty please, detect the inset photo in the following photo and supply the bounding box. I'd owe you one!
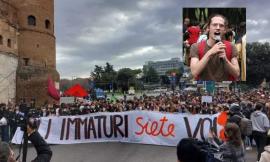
[183,8,246,82]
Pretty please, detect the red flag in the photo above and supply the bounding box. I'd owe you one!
[47,76,60,100]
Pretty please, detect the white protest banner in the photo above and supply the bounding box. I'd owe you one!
[12,111,226,146]
[202,96,213,103]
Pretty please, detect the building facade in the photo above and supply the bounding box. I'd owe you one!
[144,58,183,76]
[0,0,59,106]
[0,0,19,104]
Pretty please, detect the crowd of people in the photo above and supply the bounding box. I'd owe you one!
[1,88,270,162]
[174,88,270,162]
[0,88,269,136]
[0,117,52,162]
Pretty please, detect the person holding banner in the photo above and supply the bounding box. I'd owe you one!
[27,118,52,162]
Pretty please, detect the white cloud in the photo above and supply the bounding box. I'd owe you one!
[114,45,180,61]
[116,46,158,59]
[56,46,78,53]
[175,24,182,31]
[56,0,270,79]
[137,0,173,10]
[258,38,270,43]
[56,46,78,63]
[78,11,141,44]
[146,21,180,33]
[247,19,268,26]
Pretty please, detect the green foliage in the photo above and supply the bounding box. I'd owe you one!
[91,63,116,90]
[246,42,270,86]
[90,64,142,92]
[132,69,142,76]
[117,68,136,92]
[143,66,159,83]
[91,65,103,82]
[117,68,134,82]
[61,63,143,92]
[60,79,72,91]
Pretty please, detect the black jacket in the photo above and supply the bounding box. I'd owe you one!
[28,131,52,158]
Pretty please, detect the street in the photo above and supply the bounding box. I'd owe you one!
[13,142,257,162]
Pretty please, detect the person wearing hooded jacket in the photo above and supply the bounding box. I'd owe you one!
[228,104,244,126]
[259,146,270,162]
[251,103,270,161]
[227,104,248,141]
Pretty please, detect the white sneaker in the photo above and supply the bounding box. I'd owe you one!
[246,146,252,150]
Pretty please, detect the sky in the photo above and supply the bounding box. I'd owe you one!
[55,0,270,79]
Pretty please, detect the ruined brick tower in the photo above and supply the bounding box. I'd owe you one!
[8,0,59,106]
[0,0,18,104]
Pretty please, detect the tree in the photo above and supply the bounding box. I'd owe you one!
[102,62,117,91]
[132,69,142,76]
[60,79,72,92]
[91,65,103,82]
[117,68,135,92]
[104,62,114,73]
[246,42,270,86]
[90,63,117,90]
[143,66,159,83]
[160,75,170,85]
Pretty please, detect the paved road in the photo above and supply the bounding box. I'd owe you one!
[13,142,257,162]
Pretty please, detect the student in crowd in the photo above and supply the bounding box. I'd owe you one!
[251,102,270,161]
[219,123,246,162]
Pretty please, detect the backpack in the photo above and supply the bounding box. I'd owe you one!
[197,40,236,81]
[239,117,253,136]
[178,138,222,162]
